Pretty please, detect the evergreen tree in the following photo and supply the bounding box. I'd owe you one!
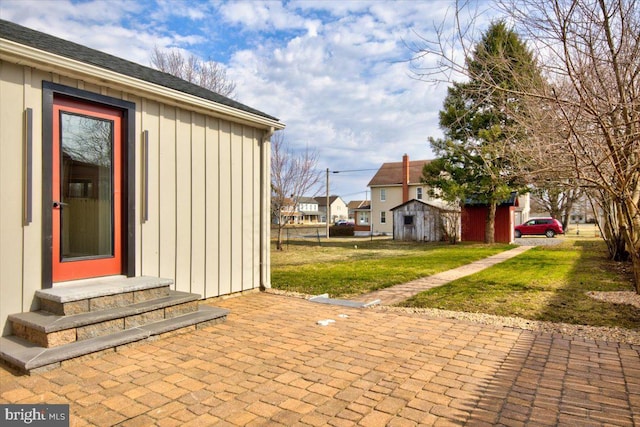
[423,21,541,243]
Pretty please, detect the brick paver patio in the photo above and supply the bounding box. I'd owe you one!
[1,292,639,426]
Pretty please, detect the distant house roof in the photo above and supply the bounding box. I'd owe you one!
[0,19,278,122]
[315,196,342,207]
[347,200,371,210]
[298,197,319,205]
[368,159,430,187]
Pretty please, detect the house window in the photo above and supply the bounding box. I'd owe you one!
[416,187,423,200]
[380,189,386,202]
[380,211,386,224]
[359,212,368,225]
[404,215,414,225]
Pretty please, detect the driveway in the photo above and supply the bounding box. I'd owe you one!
[514,237,564,246]
[1,292,639,426]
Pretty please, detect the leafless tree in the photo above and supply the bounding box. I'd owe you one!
[530,183,583,230]
[508,0,639,290]
[271,133,323,250]
[150,46,237,99]
[412,0,640,292]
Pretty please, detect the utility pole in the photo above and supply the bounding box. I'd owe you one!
[326,168,330,239]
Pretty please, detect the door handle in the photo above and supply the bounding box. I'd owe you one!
[52,201,68,209]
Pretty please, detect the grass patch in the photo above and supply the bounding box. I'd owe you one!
[271,239,513,298]
[399,239,640,329]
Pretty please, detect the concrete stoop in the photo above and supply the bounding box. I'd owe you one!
[0,276,228,373]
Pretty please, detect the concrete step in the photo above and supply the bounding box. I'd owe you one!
[9,291,201,348]
[1,276,231,373]
[36,276,173,315]
[0,305,229,373]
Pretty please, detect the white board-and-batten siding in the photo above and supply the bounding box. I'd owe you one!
[0,59,272,335]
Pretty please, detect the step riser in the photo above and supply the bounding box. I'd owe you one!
[12,301,199,348]
[40,286,171,315]
[0,305,229,373]
[1,276,230,373]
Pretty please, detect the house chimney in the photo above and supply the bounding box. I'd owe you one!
[402,153,409,203]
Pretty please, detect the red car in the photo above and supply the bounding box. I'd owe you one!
[515,217,564,238]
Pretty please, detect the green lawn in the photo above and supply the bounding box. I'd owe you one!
[271,233,639,329]
[399,240,640,329]
[271,239,513,298]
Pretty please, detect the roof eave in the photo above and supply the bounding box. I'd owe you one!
[0,39,285,131]
[368,183,401,187]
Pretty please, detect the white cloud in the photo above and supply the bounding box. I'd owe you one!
[0,0,501,198]
[223,2,452,196]
[218,0,313,33]
[0,0,140,24]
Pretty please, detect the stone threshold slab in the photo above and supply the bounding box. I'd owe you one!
[0,306,229,372]
[36,276,174,303]
[9,291,200,333]
[309,294,380,308]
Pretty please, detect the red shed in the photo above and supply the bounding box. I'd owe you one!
[461,193,518,243]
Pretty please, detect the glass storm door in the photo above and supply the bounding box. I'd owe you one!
[52,98,123,282]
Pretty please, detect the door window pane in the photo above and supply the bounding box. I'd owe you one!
[60,112,114,259]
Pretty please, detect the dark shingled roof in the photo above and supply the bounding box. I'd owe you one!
[315,196,341,207]
[465,191,519,207]
[0,19,279,122]
[367,159,430,187]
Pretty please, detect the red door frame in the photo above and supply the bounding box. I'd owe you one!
[51,97,123,282]
[42,82,136,289]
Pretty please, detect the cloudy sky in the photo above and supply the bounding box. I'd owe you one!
[1,0,498,200]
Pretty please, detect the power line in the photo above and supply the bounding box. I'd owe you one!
[331,168,379,174]
[316,163,431,174]
[339,190,369,198]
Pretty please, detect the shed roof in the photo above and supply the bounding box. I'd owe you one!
[464,191,519,207]
[390,198,459,212]
[0,19,278,122]
[367,159,430,187]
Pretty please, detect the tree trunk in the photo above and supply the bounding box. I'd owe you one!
[485,203,497,244]
[561,198,575,231]
[276,222,284,251]
[600,211,627,261]
[620,195,640,294]
[630,251,640,294]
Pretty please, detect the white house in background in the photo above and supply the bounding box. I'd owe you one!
[368,154,434,235]
[297,197,321,223]
[315,196,347,223]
